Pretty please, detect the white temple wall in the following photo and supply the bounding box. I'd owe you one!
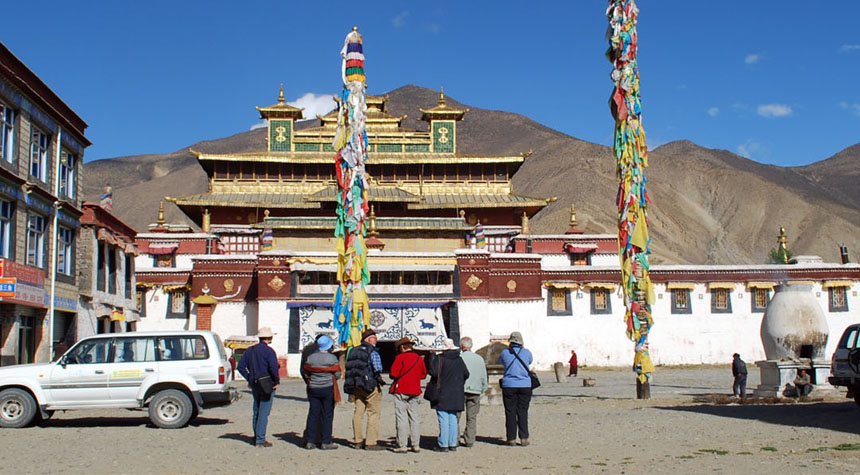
[135,288,195,332]
[258,300,291,365]
[457,282,860,370]
[208,301,257,344]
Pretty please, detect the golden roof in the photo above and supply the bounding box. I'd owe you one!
[256,84,304,119]
[407,193,550,209]
[192,150,527,165]
[168,192,321,209]
[420,88,468,121]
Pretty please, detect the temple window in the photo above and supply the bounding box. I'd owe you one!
[829,287,849,312]
[547,288,572,316]
[711,288,732,313]
[590,288,611,315]
[166,290,189,319]
[495,164,506,181]
[671,289,692,314]
[751,288,770,313]
[570,253,590,266]
[155,254,175,268]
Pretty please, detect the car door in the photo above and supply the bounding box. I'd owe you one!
[108,337,158,405]
[47,337,113,406]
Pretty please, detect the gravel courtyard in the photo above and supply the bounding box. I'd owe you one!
[4,366,860,474]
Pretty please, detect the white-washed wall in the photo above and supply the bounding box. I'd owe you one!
[135,288,195,332]
[258,300,291,368]
[207,301,258,344]
[457,282,860,370]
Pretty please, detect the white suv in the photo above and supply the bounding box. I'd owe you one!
[0,330,238,428]
[829,323,860,406]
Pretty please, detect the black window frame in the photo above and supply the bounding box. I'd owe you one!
[671,289,692,314]
[829,287,849,312]
[547,288,573,316]
[166,290,189,319]
[710,288,733,314]
[751,288,770,313]
[590,288,612,315]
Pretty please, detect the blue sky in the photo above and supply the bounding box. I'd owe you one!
[2,1,858,166]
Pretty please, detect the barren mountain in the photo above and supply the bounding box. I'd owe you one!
[83,85,860,264]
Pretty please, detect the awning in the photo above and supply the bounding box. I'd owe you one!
[585,283,617,291]
[123,309,140,322]
[564,243,598,253]
[224,335,258,350]
[822,280,853,288]
[746,281,776,289]
[787,280,815,286]
[666,282,696,290]
[148,242,178,255]
[545,282,580,290]
[708,282,736,290]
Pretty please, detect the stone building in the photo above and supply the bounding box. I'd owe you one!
[76,202,138,339]
[0,43,88,364]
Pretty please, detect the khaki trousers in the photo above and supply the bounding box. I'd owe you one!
[352,388,381,446]
[462,393,481,445]
[393,393,421,448]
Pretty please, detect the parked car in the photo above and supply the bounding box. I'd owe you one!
[0,330,239,428]
[829,323,860,406]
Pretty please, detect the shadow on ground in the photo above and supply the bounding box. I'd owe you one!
[657,401,860,435]
[40,416,228,429]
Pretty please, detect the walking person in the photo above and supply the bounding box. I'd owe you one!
[426,338,469,452]
[498,331,533,446]
[344,328,385,450]
[237,327,280,447]
[459,336,487,448]
[568,349,578,377]
[732,353,748,398]
[301,335,341,450]
[389,337,427,453]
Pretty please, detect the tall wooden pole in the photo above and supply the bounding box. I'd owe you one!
[606,0,655,399]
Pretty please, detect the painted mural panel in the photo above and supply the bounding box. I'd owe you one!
[298,305,447,349]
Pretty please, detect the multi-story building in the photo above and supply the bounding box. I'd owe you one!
[0,43,89,365]
[77,202,138,339]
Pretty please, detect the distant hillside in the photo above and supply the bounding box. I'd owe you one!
[83,85,860,264]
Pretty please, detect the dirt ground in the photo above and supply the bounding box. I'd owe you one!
[5,366,860,474]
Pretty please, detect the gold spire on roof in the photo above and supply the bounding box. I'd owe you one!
[521,211,530,235]
[368,205,378,237]
[777,225,789,264]
[256,84,304,120]
[157,201,165,226]
[569,204,578,228]
[420,87,468,121]
[278,83,285,104]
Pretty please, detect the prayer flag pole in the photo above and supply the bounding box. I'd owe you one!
[331,27,371,350]
[606,0,656,399]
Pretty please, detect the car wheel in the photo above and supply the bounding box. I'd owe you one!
[148,389,193,429]
[0,388,38,428]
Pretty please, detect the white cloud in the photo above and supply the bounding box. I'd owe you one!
[737,140,763,158]
[249,92,335,130]
[757,104,792,118]
[707,107,719,117]
[839,101,860,116]
[424,23,441,33]
[391,11,409,28]
[289,92,336,119]
[840,44,860,52]
[744,53,761,64]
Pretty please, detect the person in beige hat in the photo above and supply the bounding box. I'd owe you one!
[237,327,280,447]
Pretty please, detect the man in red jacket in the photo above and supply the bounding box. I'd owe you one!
[389,337,427,453]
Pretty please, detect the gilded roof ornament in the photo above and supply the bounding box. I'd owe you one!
[157,200,165,225]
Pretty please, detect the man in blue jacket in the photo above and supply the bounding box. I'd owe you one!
[498,331,533,446]
[238,327,280,447]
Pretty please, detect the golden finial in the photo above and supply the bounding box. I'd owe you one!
[569,204,578,227]
[157,201,165,225]
[521,211,530,235]
[369,205,378,237]
[202,208,211,233]
[777,226,789,264]
[459,209,466,218]
[264,209,270,218]
[352,26,358,32]
[278,83,285,104]
[439,87,446,106]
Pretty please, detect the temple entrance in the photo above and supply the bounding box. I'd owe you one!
[376,340,397,373]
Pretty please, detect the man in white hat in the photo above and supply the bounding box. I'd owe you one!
[238,327,280,447]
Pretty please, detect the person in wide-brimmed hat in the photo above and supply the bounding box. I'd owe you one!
[389,337,427,453]
[498,331,533,446]
[344,327,384,450]
[237,327,280,447]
